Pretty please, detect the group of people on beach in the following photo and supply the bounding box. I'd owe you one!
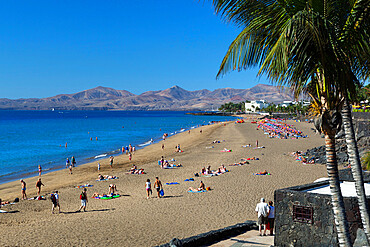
[257,118,307,139]
[65,156,76,174]
[199,165,227,176]
[146,177,163,199]
[127,165,146,174]
[121,144,135,161]
[291,151,315,164]
[20,178,45,200]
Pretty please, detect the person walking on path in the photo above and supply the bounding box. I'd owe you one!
[20,179,27,200]
[146,179,152,199]
[255,198,269,236]
[78,188,88,212]
[109,156,114,169]
[51,191,60,214]
[267,201,275,236]
[36,178,44,196]
[153,177,163,198]
[71,156,76,167]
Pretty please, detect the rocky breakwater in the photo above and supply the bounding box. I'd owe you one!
[303,113,369,165]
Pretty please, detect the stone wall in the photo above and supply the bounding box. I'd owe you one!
[275,181,368,247]
[157,221,257,247]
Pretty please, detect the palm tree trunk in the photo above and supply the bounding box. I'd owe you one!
[325,134,353,246]
[342,99,370,243]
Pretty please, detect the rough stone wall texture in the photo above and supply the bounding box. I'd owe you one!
[275,181,370,247]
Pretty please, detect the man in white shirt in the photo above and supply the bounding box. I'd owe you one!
[255,198,269,236]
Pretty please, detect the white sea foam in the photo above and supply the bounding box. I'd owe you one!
[138,141,152,147]
[95,154,108,159]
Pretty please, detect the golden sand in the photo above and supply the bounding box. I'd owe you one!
[0,120,327,246]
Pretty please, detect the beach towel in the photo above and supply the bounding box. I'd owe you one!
[0,210,7,213]
[93,194,121,200]
[253,173,271,175]
[165,182,179,185]
[201,174,215,177]
[229,163,245,166]
[188,190,207,193]
[221,149,232,152]
[184,178,194,181]
[75,184,93,188]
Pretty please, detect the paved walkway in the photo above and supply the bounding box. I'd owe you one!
[208,230,274,247]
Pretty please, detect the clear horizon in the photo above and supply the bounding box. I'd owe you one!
[0,1,271,99]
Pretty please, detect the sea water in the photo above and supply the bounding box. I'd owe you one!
[0,111,235,183]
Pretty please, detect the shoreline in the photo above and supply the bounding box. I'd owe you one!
[0,122,226,201]
[0,118,223,185]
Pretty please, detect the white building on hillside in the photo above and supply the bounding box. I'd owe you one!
[245,100,269,112]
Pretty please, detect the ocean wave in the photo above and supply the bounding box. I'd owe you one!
[94,154,108,159]
[138,140,152,147]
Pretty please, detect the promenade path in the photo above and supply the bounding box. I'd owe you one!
[208,230,273,247]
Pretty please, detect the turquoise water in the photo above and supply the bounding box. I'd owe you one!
[0,111,234,183]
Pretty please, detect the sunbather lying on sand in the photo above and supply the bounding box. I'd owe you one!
[163,163,182,168]
[188,181,206,192]
[256,170,268,175]
[241,157,259,161]
[130,165,137,172]
[127,168,146,174]
[216,165,227,173]
[92,192,106,198]
[97,174,118,180]
[229,160,249,166]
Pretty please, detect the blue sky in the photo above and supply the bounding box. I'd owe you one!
[0,0,270,99]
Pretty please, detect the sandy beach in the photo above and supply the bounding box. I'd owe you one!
[0,119,328,246]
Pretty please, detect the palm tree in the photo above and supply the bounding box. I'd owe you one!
[210,0,369,245]
[336,1,370,241]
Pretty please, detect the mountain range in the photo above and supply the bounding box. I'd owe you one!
[0,84,298,111]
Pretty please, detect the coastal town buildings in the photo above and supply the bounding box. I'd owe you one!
[245,100,269,112]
